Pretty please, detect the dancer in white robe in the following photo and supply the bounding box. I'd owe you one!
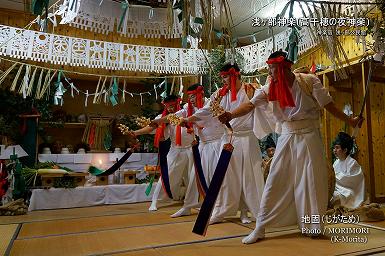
[331,132,365,209]
[194,105,224,186]
[173,84,253,222]
[162,110,196,214]
[169,84,213,217]
[129,95,195,212]
[185,63,271,224]
[217,51,363,244]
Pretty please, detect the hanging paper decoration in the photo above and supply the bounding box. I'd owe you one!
[109,77,119,106]
[34,69,44,98]
[118,0,129,31]
[32,0,49,16]
[85,89,89,107]
[38,70,57,100]
[19,65,31,98]
[10,65,24,92]
[40,70,51,98]
[58,0,82,24]
[160,78,168,98]
[121,80,126,103]
[0,23,207,74]
[153,83,158,100]
[26,67,38,97]
[64,75,78,97]
[179,77,183,98]
[285,27,300,63]
[0,57,200,106]
[0,63,17,86]
[343,104,353,117]
[170,77,176,95]
[54,70,67,106]
[38,18,47,32]
[98,77,108,104]
[104,89,108,104]
[93,76,101,103]
[105,78,113,104]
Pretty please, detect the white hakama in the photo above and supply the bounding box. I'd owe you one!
[249,74,333,235]
[150,111,196,209]
[194,86,269,221]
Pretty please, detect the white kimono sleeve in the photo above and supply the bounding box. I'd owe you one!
[311,76,333,108]
[192,95,216,125]
[250,85,276,139]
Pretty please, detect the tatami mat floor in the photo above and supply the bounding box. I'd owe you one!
[1,201,385,256]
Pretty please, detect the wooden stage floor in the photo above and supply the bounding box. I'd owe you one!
[1,201,385,256]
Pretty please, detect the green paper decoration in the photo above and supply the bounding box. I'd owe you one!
[31,0,49,16]
[194,17,204,24]
[145,175,155,196]
[109,77,119,106]
[285,27,299,63]
[118,1,129,31]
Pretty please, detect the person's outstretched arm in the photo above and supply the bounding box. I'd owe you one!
[309,75,363,128]
[324,102,363,127]
[218,88,268,124]
[151,115,170,124]
[231,102,255,118]
[133,125,156,136]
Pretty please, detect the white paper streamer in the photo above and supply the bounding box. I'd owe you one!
[64,76,77,97]
[170,77,175,95]
[153,84,158,99]
[10,64,24,91]
[0,63,17,86]
[95,76,107,103]
[35,69,44,98]
[67,78,79,97]
[149,8,154,19]
[93,76,102,103]
[20,65,31,98]
[39,70,56,99]
[121,79,126,103]
[179,77,183,97]
[85,89,89,107]
[38,69,51,99]
[44,70,58,100]
[27,67,38,97]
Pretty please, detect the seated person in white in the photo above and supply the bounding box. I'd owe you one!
[331,132,365,209]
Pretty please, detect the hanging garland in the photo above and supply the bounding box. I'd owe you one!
[0,24,208,74]
[0,56,193,107]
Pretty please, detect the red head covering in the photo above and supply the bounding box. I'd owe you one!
[186,85,204,132]
[186,85,204,117]
[154,97,182,148]
[219,68,240,101]
[266,56,295,109]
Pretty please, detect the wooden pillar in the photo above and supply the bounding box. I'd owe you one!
[361,62,376,202]
[349,77,354,136]
[322,73,331,162]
